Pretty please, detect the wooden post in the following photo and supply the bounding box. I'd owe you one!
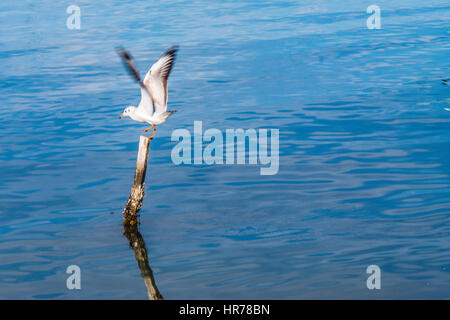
[122,135,162,299]
[123,135,151,226]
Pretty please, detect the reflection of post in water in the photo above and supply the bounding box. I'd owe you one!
[123,225,163,300]
[123,135,151,226]
[122,135,162,299]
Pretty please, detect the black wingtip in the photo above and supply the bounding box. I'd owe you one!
[115,46,132,60]
[163,45,179,59]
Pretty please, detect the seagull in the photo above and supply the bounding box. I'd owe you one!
[117,46,179,138]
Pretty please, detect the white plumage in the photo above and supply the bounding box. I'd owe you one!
[117,46,178,137]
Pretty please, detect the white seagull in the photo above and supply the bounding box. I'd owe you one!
[117,46,179,138]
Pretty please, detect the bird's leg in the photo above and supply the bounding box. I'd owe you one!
[149,127,157,139]
[141,124,155,133]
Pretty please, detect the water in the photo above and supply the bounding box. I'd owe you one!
[0,0,449,299]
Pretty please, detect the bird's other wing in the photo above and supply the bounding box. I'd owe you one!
[143,46,178,114]
[116,47,155,115]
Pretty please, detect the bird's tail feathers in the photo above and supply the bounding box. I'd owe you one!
[162,110,178,119]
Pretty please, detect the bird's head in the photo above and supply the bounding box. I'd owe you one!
[119,106,136,119]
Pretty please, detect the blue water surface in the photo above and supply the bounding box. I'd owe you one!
[0,0,449,299]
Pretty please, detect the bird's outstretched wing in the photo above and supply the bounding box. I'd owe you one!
[116,47,155,115]
[143,46,178,114]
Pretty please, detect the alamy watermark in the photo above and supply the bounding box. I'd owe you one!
[366,5,381,29]
[171,121,279,175]
[66,5,81,30]
[66,265,81,290]
[366,265,381,289]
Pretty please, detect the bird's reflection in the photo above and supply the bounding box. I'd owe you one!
[123,224,163,300]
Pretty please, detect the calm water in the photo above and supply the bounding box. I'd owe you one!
[0,1,449,299]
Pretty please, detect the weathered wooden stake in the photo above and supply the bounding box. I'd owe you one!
[121,135,162,299]
[123,135,151,226]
